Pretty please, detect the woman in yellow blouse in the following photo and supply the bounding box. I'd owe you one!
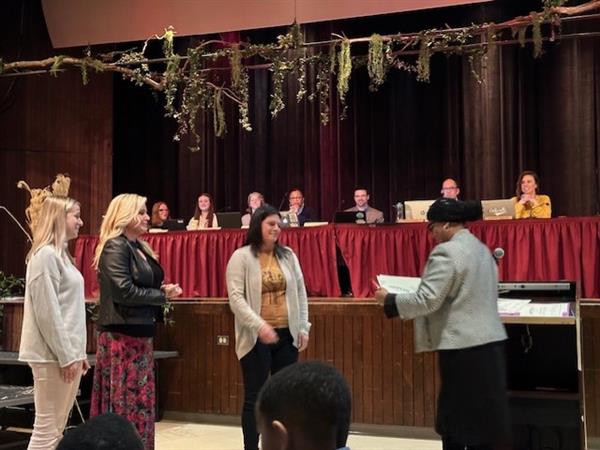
[512,170,551,219]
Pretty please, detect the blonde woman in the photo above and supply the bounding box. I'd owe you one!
[19,196,89,450]
[241,192,264,227]
[90,194,181,450]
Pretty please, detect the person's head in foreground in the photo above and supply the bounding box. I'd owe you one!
[256,361,351,450]
[426,198,482,243]
[56,413,144,450]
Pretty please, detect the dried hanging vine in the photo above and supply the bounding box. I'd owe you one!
[1,0,597,149]
[336,38,352,116]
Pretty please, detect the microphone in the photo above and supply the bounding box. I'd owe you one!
[278,192,288,212]
[493,247,505,262]
[0,206,33,244]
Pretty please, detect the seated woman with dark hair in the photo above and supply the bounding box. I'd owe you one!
[150,201,170,228]
[186,193,218,230]
[511,170,552,219]
[241,192,265,227]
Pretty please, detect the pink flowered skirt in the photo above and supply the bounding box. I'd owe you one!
[90,332,155,450]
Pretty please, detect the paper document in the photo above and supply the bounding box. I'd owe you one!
[497,298,531,315]
[498,298,573,317]
[377,275,421,294]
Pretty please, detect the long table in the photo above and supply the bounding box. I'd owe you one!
[74,217,600,299]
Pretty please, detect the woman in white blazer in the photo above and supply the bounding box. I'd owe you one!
[226,204,311,450]
[19,196,89,450]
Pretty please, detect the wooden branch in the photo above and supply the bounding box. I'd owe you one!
[555,0,600,15]
[206,82,244,106]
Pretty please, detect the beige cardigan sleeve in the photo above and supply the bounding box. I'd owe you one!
[226,249,266,333]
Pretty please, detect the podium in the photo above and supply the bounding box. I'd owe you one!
[499,281,581,450]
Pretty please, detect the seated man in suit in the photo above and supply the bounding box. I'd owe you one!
[345,188,384,224]
[288,189,314,226]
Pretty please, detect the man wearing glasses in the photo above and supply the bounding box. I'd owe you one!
[441,178,460,200]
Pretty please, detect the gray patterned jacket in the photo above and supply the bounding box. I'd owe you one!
[385,229,506,353]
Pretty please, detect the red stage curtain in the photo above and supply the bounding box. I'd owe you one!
[336,217,600,298]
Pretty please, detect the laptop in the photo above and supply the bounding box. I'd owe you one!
[216,212,242,229]
[280,211,299,227]
[404,200,435,221]
[334,211,367,224]
[481,199,515,220]
[163,219,186,231]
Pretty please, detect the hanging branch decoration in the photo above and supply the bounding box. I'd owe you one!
[229,44,252,131]
[531,13,544,58]
[161,28,182,119]
[50,55,66,77]
[213,87,227,137]
[336,37,352,115]
[178,46,207,151]
[1,0,599,146]
[416,32,432,82]
[367,34,387,91]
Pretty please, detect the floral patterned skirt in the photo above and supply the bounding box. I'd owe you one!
[90,332,155,450]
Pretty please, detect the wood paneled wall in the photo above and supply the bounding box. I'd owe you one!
[580,301,600,441]
[154,300,440,427]
[0,1,113,278]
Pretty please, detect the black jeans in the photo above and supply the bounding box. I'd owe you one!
[239,328,298,450]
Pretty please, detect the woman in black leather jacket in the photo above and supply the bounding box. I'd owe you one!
[90,194,182,450]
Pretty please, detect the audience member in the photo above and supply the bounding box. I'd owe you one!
[19,196,89,450]
[287,189,314,226]
[242,192,265,227]
[256,361,351,450]
[512,170,551,219]
[440,178,460,199]
[344,188,384,223]
[187,193,219,229]
[91,194,182,450]
[56,413,144,450]
[150,201,170,228]
[226,205,311,450]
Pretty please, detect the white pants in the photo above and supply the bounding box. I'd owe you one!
[28,362,82,450]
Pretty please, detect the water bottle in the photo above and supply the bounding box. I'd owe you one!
[393,202,404,222]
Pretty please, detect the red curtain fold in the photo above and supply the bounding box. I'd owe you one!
[74,218,600,300]
[278,224,341,297]
[335,223,434,298]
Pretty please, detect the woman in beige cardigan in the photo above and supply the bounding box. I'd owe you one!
[226,204,311,450]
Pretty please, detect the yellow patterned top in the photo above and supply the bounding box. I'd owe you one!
[259,252,288,328]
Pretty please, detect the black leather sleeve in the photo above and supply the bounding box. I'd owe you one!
[100,238,166,307]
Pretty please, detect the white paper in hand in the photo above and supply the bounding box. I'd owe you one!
[377,275,421,294]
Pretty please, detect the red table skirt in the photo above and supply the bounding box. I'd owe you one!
[74,225,341,299]
[336,217,600,298]
[74,217,600,299]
